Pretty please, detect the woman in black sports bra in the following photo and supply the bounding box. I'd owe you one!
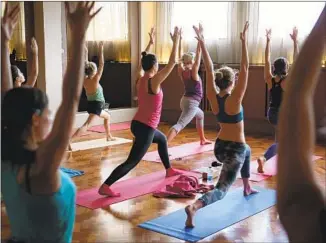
[277,6,325,242]
[257,27,299,173]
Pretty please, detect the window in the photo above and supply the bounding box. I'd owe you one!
[86,2,128,42]
[258,2,325,38]
[171,2,229,41]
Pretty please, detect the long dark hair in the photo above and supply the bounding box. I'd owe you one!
[141,52,157,71]
[1,87,49,167]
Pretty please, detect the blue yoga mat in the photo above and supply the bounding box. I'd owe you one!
[60,167,84,178]
[139,187,276,242]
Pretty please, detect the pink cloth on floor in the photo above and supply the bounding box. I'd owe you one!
[153,175,214,198]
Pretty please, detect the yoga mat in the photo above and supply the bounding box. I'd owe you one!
[60,167,84,178]
[143,142,214,162]
[70,137,132,151]
[139,186,276,242]
[236,155,323,181]
[88,122,131,133]
[76,169,201,209]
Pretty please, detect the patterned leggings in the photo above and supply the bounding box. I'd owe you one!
[198,138,251,206]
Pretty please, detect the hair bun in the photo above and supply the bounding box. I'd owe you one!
[215,71,224,80]
[141,51,147,57]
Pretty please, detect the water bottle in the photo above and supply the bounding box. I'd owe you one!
[207,167,213,182]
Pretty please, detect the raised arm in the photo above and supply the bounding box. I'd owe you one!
[191,40,202,81]
[151,26,180,89]
[85,44,89,62]
[136,27,155,81]
[231,21,249,103]
[193,24,218,113]
[277,5,326,242]
[264,29,273,88]
[177,29,184,79]
[290,27,299,62]
[37,2,102,175]
[94,41,104,81]
[1,3,20,95]
[25,37,39,87]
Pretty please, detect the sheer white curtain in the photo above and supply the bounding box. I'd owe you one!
[252,2,326,64]
[86,2,130,62]
[154,1,325,65]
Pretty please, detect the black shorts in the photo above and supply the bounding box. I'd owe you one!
[87,101,105,115]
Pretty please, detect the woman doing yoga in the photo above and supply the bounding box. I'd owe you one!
[166,30,211,145]
[11,37,39,88]
[257,27,299,173]
[69,41,114,150]
[1,2,101,242]
[277,5,325,242]
[185,22,258,228]
[98,27,182,197]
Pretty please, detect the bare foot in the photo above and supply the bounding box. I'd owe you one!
[243,187,259,196]
[200,139,212,145]
[166,168,182,177]
[98,184,121,197]
[185,205,196,228]
[257,157,266,173]
[107,135,116,141]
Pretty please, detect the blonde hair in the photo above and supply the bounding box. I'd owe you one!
[214,66,236,90]
[85,62,97,78]
[181,52,195,64]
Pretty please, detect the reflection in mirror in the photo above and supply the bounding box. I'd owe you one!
[73,2,132,111]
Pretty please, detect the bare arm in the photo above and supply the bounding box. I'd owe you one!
[85,44,89,62]
[151,27,180,90]
[277,6,326,242]
[232,22,249,103]
[193,24,218,113]
[264,29,273,87]
[177,31,184,79]
[94,41,104,81]
[136,27,155,81]
[36,2,102,175]
[1,3,20,95]
[25,37,39,87]
[191,41,201,81]
[290,27,299,62]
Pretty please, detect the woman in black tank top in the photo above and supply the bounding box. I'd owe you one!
[257,27,299,173]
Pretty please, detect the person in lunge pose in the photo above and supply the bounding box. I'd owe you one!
[98,27,183,197]
[166,29,211,145]
[257,27,299,173]
[184,22,258,228]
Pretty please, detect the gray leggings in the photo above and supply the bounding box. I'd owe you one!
[171,96,204,134]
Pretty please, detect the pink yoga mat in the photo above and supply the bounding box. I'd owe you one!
[142,141,214,162]
[237,155,323,182]
[87,122,131,133]
[76,169,201,209]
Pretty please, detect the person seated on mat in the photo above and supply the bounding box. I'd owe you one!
[98,26,183,197]
[184,22,258,228]
[257,27,299,173]
[11,37,39,88]
[277,5,326,243]
[1,2,101,242]
[68,41,114,150]
[166,29,211,145]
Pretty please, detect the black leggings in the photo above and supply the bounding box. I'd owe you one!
[104,120,171,186]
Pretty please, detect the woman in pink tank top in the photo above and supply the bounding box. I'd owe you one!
[166,32,212,145]
[99,27,183,197]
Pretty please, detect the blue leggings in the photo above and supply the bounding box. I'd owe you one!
[264,107,279,160]
[198,138,251,206]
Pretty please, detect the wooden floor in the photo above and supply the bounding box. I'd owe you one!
[1,123,325,243]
